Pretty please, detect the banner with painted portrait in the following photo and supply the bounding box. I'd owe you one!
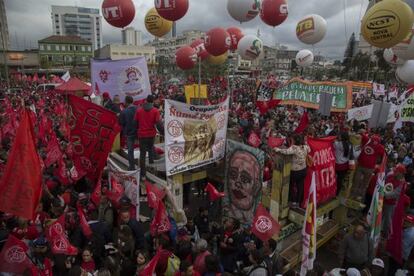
[164,98,229,176]
[224,140,265,224]
[91,57,151,101]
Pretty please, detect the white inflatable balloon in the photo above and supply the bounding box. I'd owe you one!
[295,49,314,67]
[392,29,414,60]
[396,60,414,84]
[237,35,263,60]
[227,0,260,23]
[383,48,405,65]
[296,14,327,45]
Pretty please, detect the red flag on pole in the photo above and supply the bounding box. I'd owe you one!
[150,201,171,236]
[256,99,281,115]
[0,110,42,220]
[205,182,225,201]
[139,249,162,276]
[46,215,78,256]
[107,177,125,205]
[0,234,32,274]
[145,181,166,209]
[267,136,285,148]
[251,204,280,241]
[77,206,93,238]
[248,132,261,148]
[45,133,63,167]
[294,112,309,134]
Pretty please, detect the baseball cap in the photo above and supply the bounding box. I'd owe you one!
[372,258,384,268]
[102,92,110,99]
[346,268,361,276]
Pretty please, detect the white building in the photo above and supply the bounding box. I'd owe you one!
[0,0,10,50]
[122,27,142,46]
[94,44,157,73]
[51,5,103,50]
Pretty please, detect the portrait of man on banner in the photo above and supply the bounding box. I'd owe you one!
[183,117,218,165]
[224,140,265,224]
[122,66,144,97]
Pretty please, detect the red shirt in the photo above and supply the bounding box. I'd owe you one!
[134,106,160,138]
[358,135,385,169]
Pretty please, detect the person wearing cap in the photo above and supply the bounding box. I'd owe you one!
[28,236,53,276]
[119,95,138,171]
[134,94,162,180]
[352,134,385,201]
[383,164,408,237]
[339,224,373,270]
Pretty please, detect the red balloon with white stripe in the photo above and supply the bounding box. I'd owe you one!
[155,0,189,21]
[102,0,135,28]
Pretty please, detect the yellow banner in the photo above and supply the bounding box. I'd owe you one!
[184,84,208,103]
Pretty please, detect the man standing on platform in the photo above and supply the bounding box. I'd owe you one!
[134,95,162,180]
[119,96,137,170]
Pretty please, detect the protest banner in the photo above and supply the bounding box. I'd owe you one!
[373,82,386,96]
[347,105,373,121]
[164,98,229,176]
[401,93,414,122]
[349,81,373,97]
[67,95,120,182]
[274,78,352,112]
[224,140,265,224]
[91,57,151,101]
[256,81,276,101]
[107,158,140,220]
[302,136,337,207]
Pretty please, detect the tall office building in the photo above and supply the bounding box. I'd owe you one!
[51,5,103,50]
[0,0,10,50]
[122,27,142,46]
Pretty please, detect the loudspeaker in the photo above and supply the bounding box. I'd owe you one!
[318,92,333,116]
[368,100,391,128]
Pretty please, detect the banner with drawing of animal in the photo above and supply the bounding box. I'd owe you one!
[164,98,229,176]
[224,140,265,224]
[91,57,151,101]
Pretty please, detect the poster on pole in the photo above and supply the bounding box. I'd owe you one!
[91,57,151,101]
[401,93,414,122]
[164,98,229,176]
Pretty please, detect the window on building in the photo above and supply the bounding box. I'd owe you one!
[47,45,51,51]
[81,46,85,51]
[112,52,119,55]
[57,31,60,35]
[62,45,66,51]
[40,44,44,50]
[120,52,127,55]
[55,45,60,51]
[48,56,52,62]
[69,45,73,51]
[87,46,91,51]
[82,56,86,62]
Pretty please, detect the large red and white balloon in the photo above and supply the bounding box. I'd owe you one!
[237,35,263,60]
[190,39,209,61]
[227,0,260,23]
[296,14,327,45]
[205,28,231,56]
[176,46,198,70]
[260,0,288,27]
[102,0,135,28]
[227,27,244,51]
[155,0,189,21]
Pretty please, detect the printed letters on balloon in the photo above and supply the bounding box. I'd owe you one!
[302,136,336,207]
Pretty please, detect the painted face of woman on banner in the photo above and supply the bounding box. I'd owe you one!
[228,150,261,210]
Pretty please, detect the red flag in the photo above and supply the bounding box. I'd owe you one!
[68,95,120,182]
[251,204,280,241]
[77,206,92,238]
[0,110,42,220]
[107,177,124,205]
[0,234,32,274]
[294,112,309,134]
[256,100,281,115]
[139,249,161,276]
[267,136,285,148]
[46,215,78,256]
[248,132,261,148]
[145,181,165,209]
[150,201,171,236]
[205,182,225,201]
[45,133,63,167]
[386,191,408,264]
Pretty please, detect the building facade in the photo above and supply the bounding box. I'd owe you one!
[94,44,157,73]
[122,27,142,46]
[51,5,102,50]
[0,50,39,69]
[0,0,10,50]
[260,45,298,76]
[38,35,93,68]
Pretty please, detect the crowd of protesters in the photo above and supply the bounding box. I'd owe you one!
[0,74,413,276]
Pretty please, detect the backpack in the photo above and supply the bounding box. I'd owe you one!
[165,253,180,276]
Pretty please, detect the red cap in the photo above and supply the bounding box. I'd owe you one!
[395,164,406,175]
[102,92,110,99]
